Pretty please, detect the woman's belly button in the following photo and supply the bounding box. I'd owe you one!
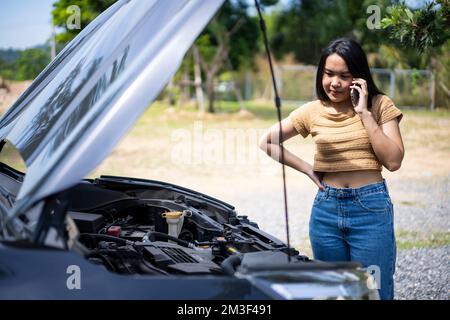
[322,171,383,188]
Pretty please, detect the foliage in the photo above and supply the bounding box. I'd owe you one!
[15,49,51,80]
[4,0,447,109]
[380,1,449,108]
[267,0,448,69]
[381,0,450,53]
[194,0,278,112]
[49,0,278,112]
[270,0,394,64]
[0,48,50,81]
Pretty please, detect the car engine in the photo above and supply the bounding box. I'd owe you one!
[64,177,308,276]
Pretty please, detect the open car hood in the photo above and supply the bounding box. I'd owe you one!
[0,0,223,208]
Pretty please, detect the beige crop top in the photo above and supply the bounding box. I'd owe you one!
[289,95,403,172]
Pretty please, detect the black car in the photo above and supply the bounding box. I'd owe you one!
[0,0,378,300]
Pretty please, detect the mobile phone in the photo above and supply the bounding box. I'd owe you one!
[351,83,360,107]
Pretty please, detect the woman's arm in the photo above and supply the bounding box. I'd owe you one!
[259,118,324,189]
[351,78,405,172]
[359,112,405,171]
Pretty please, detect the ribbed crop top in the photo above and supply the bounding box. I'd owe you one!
[289,95,403,172]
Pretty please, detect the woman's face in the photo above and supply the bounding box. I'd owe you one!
[322,53,353,104]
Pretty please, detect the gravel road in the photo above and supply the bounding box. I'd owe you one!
[188,171,449,300]
[394,246,449,300]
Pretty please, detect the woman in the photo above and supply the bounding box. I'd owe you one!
[259,38,404,300]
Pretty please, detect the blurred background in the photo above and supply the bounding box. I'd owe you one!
[0,0,449,112]
[0,0,449,299]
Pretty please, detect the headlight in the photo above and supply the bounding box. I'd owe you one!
[236,269,380,300]
[271,282,353,300]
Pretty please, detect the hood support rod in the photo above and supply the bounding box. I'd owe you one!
[254,0,291,262]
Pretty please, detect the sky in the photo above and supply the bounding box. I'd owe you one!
[0,0,429,50]
[0,0,55,50]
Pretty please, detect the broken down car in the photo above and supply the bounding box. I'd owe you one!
[0,0,379,299]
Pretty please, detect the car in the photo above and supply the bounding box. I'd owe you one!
[0,0,378,300]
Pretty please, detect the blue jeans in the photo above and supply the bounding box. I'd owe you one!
[309,179,396,300]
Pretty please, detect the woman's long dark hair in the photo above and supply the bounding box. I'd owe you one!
[315,38,383,109]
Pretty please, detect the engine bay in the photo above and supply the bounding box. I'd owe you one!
[0,165,376,300]
[64,177,308,276]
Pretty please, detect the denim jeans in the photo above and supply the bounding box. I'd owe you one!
[309,179,396,300]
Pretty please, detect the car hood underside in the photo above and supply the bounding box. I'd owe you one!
[0,0,224,213]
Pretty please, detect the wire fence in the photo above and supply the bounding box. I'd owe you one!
[215,65,435,110]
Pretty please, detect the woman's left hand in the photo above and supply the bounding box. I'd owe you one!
[350,78,369,114]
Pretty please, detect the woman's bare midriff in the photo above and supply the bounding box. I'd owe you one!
[322,170,383,188]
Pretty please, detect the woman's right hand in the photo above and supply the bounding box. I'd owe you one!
[304,165,325,190]
[259,118,325,191]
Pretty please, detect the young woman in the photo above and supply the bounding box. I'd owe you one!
[259,38,404,300]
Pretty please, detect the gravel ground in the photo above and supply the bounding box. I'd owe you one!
[391,175,449,300]
[389,175,450,233]
[187,171,450,300]
[94,107,450,300]
[395,246,450,300]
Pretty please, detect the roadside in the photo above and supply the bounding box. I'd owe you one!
[1,84,449,299]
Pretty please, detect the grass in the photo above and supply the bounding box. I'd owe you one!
[213,100,298,120]
[292,230,450,254]
[398,201,426,208]
[402,108,450,119]
[395,230,450,250]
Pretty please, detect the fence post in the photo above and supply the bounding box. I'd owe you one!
[245,72,252,101]
[273,66,282,101]
[389,70,396,100]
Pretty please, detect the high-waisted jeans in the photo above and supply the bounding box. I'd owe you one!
[309,179,396,300]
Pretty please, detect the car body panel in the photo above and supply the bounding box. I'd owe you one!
[0,243,269,300]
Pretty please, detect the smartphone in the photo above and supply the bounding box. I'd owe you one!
[351,81,360,107]
[350,88,359,107]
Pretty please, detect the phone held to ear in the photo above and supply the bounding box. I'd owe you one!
[350,87,359,107]
[350,81,361,107]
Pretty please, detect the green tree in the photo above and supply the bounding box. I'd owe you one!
[382,0,450,107]
[0,60,11,89]
[195,0,278,113]
[51,0,278,112]
[14,48,51,80]
[0,48,51,81]
[0,51,17,81]
[270,0,397,64]
[381,0,449,52]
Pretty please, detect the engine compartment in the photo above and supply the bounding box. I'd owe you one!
[0,165,377,300]
[63,177,308,276]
